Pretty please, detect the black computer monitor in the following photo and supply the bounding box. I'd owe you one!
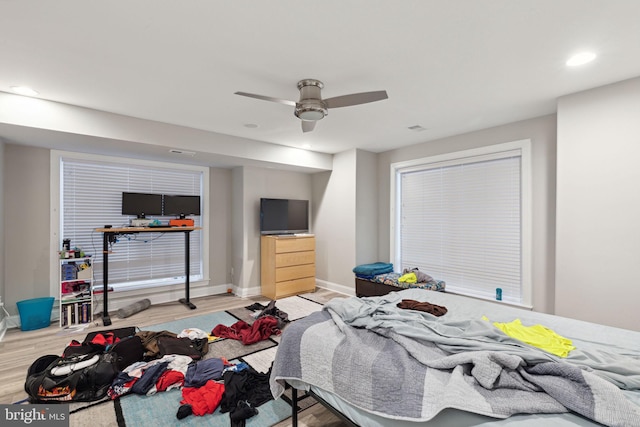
[163,195,201,218]
[121,192,163,218]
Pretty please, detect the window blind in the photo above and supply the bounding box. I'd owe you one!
[397,152,523,303]
[61,158,203,290]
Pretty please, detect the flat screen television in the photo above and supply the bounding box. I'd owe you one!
[121,192,163,218]
[163,194,201,218]
[260,198,309,235]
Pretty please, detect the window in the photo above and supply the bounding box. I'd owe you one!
[391,140,531,306]
[54,152,208,292]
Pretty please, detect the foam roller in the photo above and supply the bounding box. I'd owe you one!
[117,298,151,318]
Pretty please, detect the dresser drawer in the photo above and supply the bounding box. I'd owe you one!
[261,235,316,300]
[273,277,316,299]
[275,264,315,282]
[275,237,315,253]
[275,250,315,268]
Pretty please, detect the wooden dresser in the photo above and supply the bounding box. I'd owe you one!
[260,234,316,299]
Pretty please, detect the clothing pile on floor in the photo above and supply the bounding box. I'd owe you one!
[212,300,289,345]
[109,353,271,424]
[30,301,289,426]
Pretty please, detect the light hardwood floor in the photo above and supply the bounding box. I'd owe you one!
[0,288,350,426]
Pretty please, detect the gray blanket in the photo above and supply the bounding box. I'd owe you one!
[270,293,640,426]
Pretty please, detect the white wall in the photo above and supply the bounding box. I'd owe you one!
[377,115,557,313]
[0,92,333,172]
[556,77,640,331]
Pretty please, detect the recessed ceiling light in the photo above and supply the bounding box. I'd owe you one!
[566,52,596,67]
[302,143,312,149]
[10,86,39,96]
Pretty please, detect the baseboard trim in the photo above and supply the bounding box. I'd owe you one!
[5,279,356,331]
[231,279,355,299]
[93,281,230,315]
[0,317,7,342]
[6,281,233,330]
[314,279,355,296]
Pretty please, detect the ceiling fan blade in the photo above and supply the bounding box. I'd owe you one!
[324,90,388,108]
[301,120,316,133]
[234,91,296,107]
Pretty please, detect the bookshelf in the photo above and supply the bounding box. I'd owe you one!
[59,257,94,327]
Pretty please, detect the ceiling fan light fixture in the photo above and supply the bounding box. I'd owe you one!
[235,78,388,132]
[297,108,326,121]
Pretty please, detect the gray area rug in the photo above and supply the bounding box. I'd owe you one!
[69,295,322,427]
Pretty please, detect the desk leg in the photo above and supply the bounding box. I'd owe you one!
[102,232,112,326]
[291,386,298,427]
[179,230,197,309]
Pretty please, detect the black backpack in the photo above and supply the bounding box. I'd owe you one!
[24,352,117,403]
[25,326,144,403]
[62,326,144,371]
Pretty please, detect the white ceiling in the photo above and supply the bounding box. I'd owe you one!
[2,1,640,164]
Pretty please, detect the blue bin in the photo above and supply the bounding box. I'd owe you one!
[16,297,54,331]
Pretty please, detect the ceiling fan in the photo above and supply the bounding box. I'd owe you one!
[234,79,388,132]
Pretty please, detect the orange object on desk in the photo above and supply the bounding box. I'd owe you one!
[169,218,195,227]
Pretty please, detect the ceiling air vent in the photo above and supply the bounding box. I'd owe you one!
[169,149,196,156]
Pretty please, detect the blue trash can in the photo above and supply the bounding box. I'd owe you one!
[16,297,54,331]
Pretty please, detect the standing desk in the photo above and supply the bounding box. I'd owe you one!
[95,226,202,326]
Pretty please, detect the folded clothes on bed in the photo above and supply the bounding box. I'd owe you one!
[352,262,393,277]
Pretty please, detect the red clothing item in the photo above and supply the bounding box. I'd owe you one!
[181,380,225,416]
[212,316,280,345]
[89,332,120,347]
[155,370,185,392]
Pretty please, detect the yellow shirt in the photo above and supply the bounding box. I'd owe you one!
[398,272,417,283]
[486,317,575,358]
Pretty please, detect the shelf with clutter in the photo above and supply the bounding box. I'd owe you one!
[58,241,94,327]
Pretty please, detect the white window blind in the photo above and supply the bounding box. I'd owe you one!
[396,149,525,304]
[61,157,203,290]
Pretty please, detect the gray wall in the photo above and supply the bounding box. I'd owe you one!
[355,149,379,266]
[312,150,358,289]
[0,139,4,309]
[234,166,314,295]
[1,143,234,317]
[3,145,51,308]
[377,115,557,314]
[209,167,233,285]
[556,76,640,331]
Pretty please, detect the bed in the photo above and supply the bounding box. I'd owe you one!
[355,272,445,297]
[270,289,640,426]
